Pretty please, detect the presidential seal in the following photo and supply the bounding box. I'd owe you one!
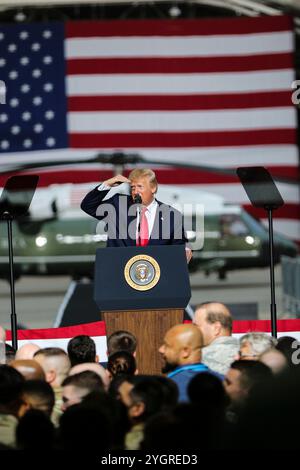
[124,254,160,291]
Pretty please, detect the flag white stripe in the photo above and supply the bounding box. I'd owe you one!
[9,330,300,359]
[193,183,300,204]
[66,32,293,59]
[68,107,296,133]
[137,146,299,167]
[233,332,300,340]
[8,337,108,362]
[0,145,297,167]
[261,219,300,240]
[67,70,294,95]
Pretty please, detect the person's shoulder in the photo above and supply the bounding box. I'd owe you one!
[211,336,239,347]
[114,193,131,200]
[105,193,131,204]
[156,200,182,215]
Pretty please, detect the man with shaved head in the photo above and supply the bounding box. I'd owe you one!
[34,348,71,426]
[193,302,239,375]
[159,324,222,402]
[10,359,45,381]
[15,343,40,361]
[259,348,287,375]
[69,362,110,390]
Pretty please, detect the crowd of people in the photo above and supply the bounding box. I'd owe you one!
[0,302,300,451]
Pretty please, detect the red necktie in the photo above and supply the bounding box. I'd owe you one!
[137,207,149,246]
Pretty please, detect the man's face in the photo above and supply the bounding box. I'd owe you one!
[193,308,215,346]
[223,368,244,404]
[61,385,88,412]
[34,355,54,384]
[118,381,144,421]
[118,381,134,408]
[238,341,257,360]
[130,176,156,206]
[118,381,137,420]
[159,332,180,374]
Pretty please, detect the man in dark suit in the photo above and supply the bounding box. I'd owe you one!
[81,168,192,261]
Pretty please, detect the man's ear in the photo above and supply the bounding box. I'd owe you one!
[130,401,145,418]
[181,346,192,360]
[213,321,222,337]
[105,369,112,381]
[151,183,158,194]
[18,397,31,418]
[95,354,99,363]
[45,369,56,384]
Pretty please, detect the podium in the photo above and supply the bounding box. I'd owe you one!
[236,167,284,338]
[94,245,191,374]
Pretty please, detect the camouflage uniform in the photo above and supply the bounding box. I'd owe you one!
[202,336,239,375]
[0,414,18,447]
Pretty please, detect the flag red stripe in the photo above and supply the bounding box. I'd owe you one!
[66,16,292,38]
[70,129,296,148]
[2,170,297,220]
[5,319,300,340]
[68,91,292,112]
[245,204,300,221]
[67,53,292,75]
[232,319,300,334]
[6,321,106,341]
[140,167,299,185]
[263,166,300,180]
[1,167,297,190]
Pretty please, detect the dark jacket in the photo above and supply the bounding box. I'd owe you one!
[167,363,224,402]
[81,186,187,247]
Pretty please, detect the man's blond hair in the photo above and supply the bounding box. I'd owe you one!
[128,168,158,190]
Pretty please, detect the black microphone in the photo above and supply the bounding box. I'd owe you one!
[133,194,142,204]
[134,194,142,243]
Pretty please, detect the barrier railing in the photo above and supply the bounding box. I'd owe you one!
[281,256,300,317]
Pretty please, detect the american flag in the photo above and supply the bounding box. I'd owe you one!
[5,319,300,358]
[0,16,299,242]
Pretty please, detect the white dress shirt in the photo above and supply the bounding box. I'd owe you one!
[136,198,158,239]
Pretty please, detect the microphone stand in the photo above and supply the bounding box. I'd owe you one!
[236,167,284,339]
[0,175,39,350]
[134,194,142,245]
[2,212,18,350]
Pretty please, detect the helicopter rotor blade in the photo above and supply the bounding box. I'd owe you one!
[0,151,298,186]
[0,152,145,174]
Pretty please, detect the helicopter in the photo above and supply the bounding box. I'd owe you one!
[0,152,297,281]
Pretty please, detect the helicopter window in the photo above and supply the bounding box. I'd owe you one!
[183,215,205,233]
[185,215,220,232]
[203,216,220,232]
[220,215,249,237]
[17,220,45,236]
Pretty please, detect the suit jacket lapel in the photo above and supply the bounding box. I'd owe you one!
[148,200,163,245]
[127,212,137,246]
[119,196,136,246]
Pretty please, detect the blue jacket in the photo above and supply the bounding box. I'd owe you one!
[168,363,224,402]
[81,186,187,247]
